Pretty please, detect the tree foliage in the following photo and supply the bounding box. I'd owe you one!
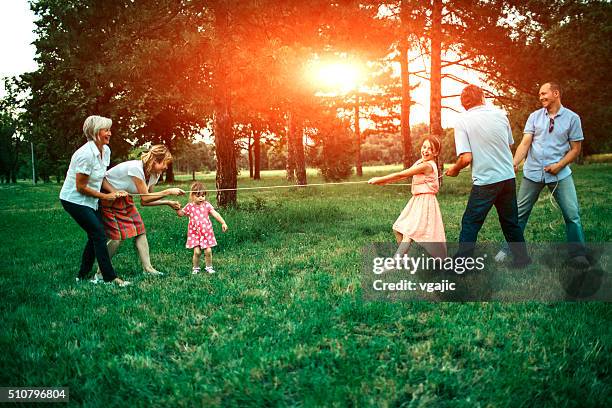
[9,0,610,195]
[306,115,354,182]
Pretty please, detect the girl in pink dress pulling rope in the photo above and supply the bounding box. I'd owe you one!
[368,135,447,259]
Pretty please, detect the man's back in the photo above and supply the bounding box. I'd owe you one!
[454,105,515,186]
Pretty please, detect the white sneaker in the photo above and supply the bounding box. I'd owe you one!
[205,266,216,274]
[145,270,164,276]
[90,273,103,284]
[192,267,201,275]
[494,250,508,263]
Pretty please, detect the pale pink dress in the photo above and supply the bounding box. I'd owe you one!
[393,159,447,258]
[182,202,217,249]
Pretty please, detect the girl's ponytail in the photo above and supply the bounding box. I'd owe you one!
[424,135,443,187]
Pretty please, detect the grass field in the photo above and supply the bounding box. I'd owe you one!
[1,164,611,407]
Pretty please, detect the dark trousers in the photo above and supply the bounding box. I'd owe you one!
[60,199,117,282]
[458,178,529,261]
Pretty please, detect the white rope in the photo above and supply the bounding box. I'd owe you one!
[547,180,561,232]
[128,175,446,196]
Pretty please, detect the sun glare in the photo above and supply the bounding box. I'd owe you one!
[309,62,362,94]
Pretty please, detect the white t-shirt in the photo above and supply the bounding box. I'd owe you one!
[59,141,110,210]
[454,105,515,186]
[104,160,160,194]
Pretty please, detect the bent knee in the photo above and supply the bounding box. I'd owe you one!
[90,226,108,241]
[563,211,582,225]
[560,204,581,223]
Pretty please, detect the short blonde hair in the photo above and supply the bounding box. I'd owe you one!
[141,144,172,175]
[83,115,112,142]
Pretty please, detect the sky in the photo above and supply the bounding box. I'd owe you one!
[0,1,38,98]
[0,1,486,128]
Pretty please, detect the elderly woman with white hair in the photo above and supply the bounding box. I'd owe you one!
[59,115,131,287]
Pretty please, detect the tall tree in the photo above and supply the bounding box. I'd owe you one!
[422,0,558,132]
[287,110,307,185]
[487,0,612,154]
[211,3,237,206]
[429,0,443,137]
[373,0,426,168]
[25,0,211,181]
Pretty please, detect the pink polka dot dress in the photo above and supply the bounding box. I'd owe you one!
[182,202,217,249]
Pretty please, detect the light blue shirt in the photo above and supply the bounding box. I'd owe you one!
[523,106,583,183]
[454,105,515,186]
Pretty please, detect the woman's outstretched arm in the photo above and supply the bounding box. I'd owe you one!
[131,176,183,209]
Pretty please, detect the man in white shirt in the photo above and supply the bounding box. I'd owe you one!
[446,85,530,267]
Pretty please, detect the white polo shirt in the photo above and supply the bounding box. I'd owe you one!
[104,160,160,194]
[59,141,110,209]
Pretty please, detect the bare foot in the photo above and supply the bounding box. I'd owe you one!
[144,268,164,276]
[111,278,131,287]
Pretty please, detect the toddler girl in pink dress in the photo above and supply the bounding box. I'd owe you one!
[368,136,447,259]
[176,182,228,274]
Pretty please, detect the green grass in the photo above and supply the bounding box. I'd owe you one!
[1,164,611,407]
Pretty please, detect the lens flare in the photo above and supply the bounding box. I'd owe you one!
[309,61,361,94]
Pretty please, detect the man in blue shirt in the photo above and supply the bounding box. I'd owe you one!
[446,85,530,266]
[496,82,588,267]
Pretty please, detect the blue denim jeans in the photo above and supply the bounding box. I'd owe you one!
[501,175,586,257]
[61,199,117,282]
[458,178,529,262]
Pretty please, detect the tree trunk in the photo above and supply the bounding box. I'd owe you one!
[288,111,307,185]
[354,92,362,177]
[429,0,443,137]
[261,143,269,171]
[192,170,195,181]
[399,36,413,168]
[164,162,175,183]
[286,112,295,182]
[254,129,261,180]
[247,131,253,178]
[213,6,237,207]
[213,108,237,206]
[248,144,253,178]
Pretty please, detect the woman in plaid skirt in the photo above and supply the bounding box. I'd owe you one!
[94,145,185,279]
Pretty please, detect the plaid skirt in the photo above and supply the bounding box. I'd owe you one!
[100,196,146,240]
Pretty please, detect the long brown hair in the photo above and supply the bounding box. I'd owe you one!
[422,135,443,185]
